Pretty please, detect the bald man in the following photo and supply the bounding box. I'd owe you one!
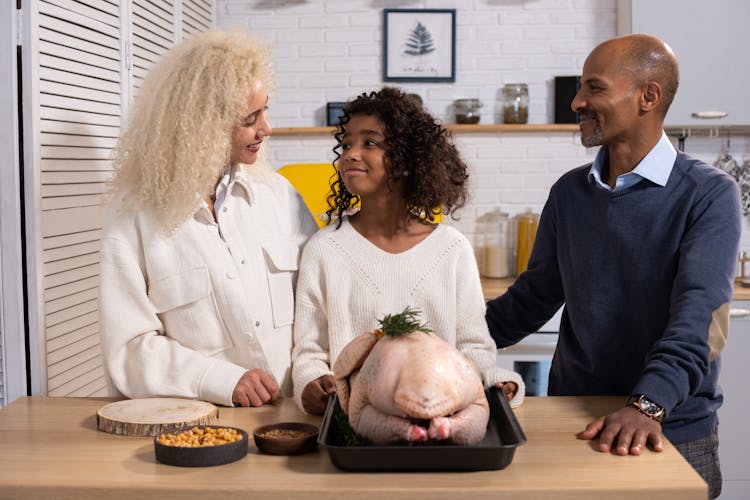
[486,34,739,499]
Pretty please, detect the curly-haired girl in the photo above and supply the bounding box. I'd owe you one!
[292,87,524,416]
[99,29,317,408]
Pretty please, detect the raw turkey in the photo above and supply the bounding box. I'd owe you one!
[333,315,489,446]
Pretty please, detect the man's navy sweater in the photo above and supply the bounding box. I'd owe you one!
[487,151,741,444]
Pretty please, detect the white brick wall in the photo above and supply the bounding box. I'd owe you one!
[216,0,750,254]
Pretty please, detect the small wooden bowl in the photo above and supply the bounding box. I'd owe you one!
[253,422,319,455]
[154,425,248,467]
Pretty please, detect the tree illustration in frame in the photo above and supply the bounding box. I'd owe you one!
[404,22,435,56]
[383,9,455,82]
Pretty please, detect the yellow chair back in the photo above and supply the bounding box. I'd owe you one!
[277,162,443,226]
[277,163,337,227]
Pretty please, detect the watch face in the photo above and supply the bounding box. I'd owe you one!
[628,394,665,421]
[638,396,664,417]
[641,398,658,414]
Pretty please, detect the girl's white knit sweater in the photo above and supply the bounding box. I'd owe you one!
[291,217,525,411]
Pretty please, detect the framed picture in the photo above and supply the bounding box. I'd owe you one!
[383,8,456,83]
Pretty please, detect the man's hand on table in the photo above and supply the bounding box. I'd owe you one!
[578,406,664,455]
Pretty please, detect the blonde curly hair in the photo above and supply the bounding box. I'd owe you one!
[109,29,274,231]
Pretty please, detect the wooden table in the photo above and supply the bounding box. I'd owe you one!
[0,396,706,499]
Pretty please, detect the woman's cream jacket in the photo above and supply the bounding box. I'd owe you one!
[99,168,317,406]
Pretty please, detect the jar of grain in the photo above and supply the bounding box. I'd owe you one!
[454,98,482,124]
[502,83,529,124]
[482,210,510,278]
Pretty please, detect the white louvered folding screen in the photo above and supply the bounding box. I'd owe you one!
[131,0,175,89]
[37,0,121,397]
[181,0,213,37]
[27,0,214,397]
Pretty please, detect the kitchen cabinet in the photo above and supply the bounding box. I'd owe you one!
[719,303,750,499]
[495,309,561,397]
[485,278,750,401]
[619,0,750,126]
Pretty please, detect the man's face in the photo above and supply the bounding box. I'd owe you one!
[571,43,642,148]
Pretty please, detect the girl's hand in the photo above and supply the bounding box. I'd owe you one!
[494,381,518,401]
[301,374,336,415]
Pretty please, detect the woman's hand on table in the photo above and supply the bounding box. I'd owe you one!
[578,407,664,455]
[302,374,336,415]
[232,368,281,407]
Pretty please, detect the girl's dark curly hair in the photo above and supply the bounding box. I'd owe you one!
[326,87,469,227]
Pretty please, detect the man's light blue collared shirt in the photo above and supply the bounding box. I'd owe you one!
[587,131,677,192]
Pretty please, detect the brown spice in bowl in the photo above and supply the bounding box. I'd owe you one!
[258,428,311,439]
[253,422,319,455]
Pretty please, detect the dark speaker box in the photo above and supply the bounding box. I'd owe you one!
[326,102,346,126]
[554,76,581,124]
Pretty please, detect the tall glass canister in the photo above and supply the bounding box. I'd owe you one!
[482,210,510,278]
[502,83,529,124]
[515,211,539,276]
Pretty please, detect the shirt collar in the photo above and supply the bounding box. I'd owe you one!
[230,165,254,204]
[212,164,234,212]
[195,164,253,222]
[588,131,676,191]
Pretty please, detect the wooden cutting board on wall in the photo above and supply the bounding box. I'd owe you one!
[96,398,218,436]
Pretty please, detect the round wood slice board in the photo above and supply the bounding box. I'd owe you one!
[97,398,219,436]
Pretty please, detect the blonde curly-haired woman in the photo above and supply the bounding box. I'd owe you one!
[99,29,317,407]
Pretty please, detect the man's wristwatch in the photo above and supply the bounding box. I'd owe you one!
[627,394,665,422]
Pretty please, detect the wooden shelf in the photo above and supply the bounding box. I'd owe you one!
[273,126,335,135]
[445,123,579,132]
[272,124,580,136]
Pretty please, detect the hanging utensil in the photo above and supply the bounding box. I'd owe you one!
[738,159,750,216]
[714,132,739,178]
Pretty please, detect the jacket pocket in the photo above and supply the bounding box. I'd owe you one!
[262,242,299,328]
[148,267,231,355]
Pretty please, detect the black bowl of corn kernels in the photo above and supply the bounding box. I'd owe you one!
[154,425,248,467]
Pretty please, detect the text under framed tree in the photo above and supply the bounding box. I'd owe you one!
[383,9,456,83]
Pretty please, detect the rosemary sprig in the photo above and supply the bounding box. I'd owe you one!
[376,307,431,338]
[333,401,370,446]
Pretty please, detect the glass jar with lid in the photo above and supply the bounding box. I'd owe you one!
[515,210,539,276]
[502,83,529,124]
[482,209,510,278]
[454,98,482,124]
